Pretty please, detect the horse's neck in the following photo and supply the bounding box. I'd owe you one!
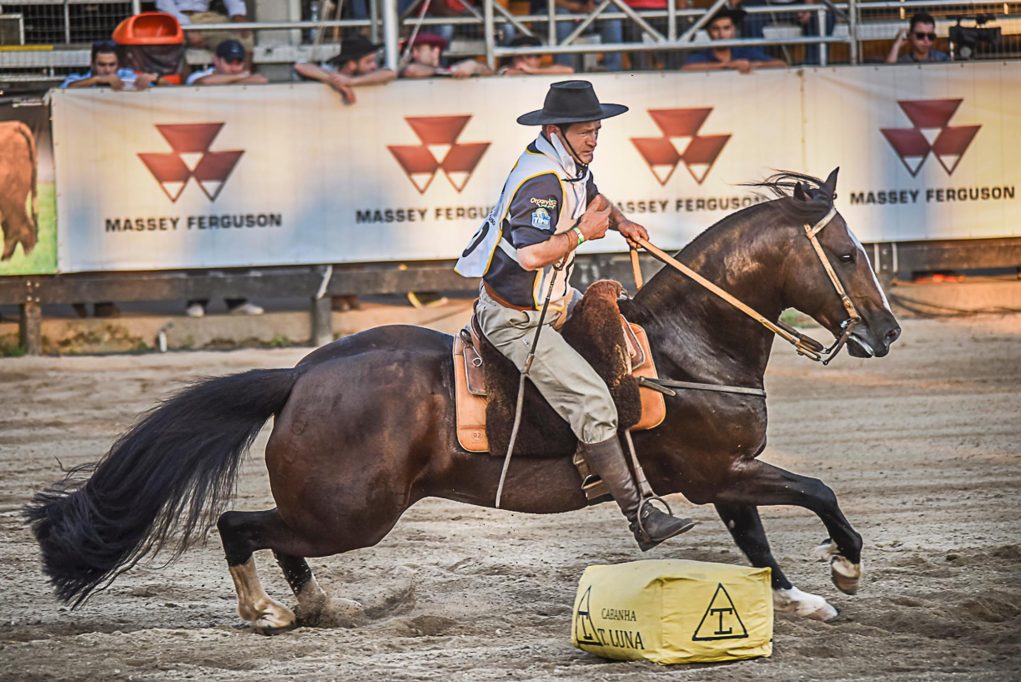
[627,226,784,386]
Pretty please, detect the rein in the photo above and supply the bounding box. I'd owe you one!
[635,207,861,365]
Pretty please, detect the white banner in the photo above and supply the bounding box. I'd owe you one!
[51,63,1019,272]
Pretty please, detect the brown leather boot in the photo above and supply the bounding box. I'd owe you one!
[581,436,696,551]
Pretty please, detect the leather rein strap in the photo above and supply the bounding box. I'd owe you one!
[636,207,861,365]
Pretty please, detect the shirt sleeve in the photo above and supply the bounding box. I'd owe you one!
[224,0,248,17]
[155,1,190,25]
[684,50,714,64]
[59,73,88,88]
[185,68,213,85]
[505,172,564,249]
[736,47,776,62]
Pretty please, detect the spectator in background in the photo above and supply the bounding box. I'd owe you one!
[156,0,253,54]
[62,40,158,319]
[399,32,492,78]
[184,37,264,318]
[532,0,623,72]
[186,39,268,85]
[886,12,949,63]
[61,39,157,91]
[499,35,575,75]
[682,8,786,73]
[294,34,395,104]
[733,0,834,66]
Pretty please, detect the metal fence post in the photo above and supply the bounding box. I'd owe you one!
[484,0,496,70]
[848,0,859,65]
[382,0,400,72]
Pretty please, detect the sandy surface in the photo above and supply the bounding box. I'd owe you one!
[1,315,1019,681]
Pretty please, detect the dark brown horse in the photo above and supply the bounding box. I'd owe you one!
[25,169,901,632]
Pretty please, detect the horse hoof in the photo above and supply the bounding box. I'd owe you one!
[773,586,839,622]
[240,599,296,635]
[252,618,298,636]
[830,555,862,595]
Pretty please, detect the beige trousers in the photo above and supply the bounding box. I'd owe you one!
[476,285,618,444]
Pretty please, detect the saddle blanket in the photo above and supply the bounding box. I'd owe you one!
[452,315,666,454]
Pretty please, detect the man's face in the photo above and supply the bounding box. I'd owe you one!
[354,53,380,75]
[92,51,119,76]
[557,121,601,166]
[708,18,736,41]
[214,55,246,75]
[909,21,936,55]
[412,44,441,68]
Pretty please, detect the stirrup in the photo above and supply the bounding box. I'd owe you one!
[638,495,673,528]
[572,450,613,506]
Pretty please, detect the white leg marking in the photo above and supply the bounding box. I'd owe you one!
[773,586,839,621]
[229,558,296,634]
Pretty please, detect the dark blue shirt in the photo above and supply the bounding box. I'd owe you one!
[686,46,776,64]
[897,49,949,63]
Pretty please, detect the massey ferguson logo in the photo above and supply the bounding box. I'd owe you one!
[631,108,730,185]
[387,116,489,194]
[881,99,980,177]
[138,123,243,202]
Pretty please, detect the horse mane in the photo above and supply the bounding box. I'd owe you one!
[744,171,834,224]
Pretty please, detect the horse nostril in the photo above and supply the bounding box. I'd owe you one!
[884,326,902,345]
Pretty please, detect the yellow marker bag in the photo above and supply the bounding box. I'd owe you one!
[571,559,773,664]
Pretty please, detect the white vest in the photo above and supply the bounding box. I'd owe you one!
[455,133,590,310]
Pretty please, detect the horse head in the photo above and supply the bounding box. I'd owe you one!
[769,168,902,359]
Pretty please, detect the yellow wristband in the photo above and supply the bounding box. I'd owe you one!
[572,226,585,246]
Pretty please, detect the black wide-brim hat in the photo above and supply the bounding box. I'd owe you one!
[517,80,628,126]
[329,34,383,66]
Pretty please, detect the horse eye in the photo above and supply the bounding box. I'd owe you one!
[839,253,855,264]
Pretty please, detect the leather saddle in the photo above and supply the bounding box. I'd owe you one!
[452,280,666,456]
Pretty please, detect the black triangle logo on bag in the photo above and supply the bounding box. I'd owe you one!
[574,586,602,647]
[692,583,749,641]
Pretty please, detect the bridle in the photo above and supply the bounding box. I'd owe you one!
[636,205,862,365]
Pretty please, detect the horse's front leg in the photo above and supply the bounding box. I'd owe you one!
[716,460,863,596]
[715,501,838,621]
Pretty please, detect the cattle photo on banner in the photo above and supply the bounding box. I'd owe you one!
[0,99,56,275]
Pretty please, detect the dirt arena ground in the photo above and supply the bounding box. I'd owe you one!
[1,314,1019,681]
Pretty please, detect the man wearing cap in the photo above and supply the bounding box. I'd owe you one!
[400,32,492,79]
[294,35,396,105]
[186,39,268,85]
[456,81,696,551]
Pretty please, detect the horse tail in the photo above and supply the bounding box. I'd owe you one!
[23,367,305,608]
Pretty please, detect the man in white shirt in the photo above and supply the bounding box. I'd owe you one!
[185,39,268,86]
[156,0,253,53]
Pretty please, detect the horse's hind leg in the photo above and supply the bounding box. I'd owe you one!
[217,508,362,634]
[715,502,838,621]
[273,550,363,627]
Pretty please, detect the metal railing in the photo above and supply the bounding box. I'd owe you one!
[1,0,1019,78]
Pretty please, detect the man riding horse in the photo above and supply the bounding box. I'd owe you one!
[455,80,696,550]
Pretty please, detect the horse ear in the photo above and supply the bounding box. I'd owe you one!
[793,182,809,202]
[822,167,840,197]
